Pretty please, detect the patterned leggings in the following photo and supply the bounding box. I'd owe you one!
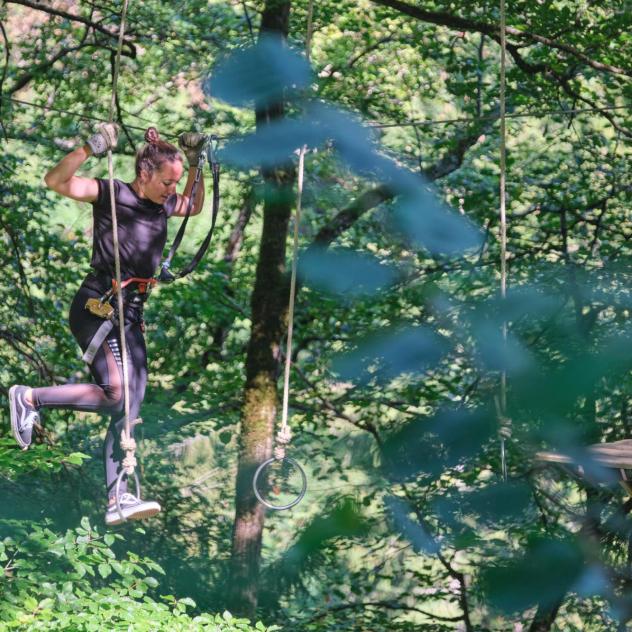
[32,279,147,499]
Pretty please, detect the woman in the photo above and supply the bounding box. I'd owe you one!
[8,124,206,526]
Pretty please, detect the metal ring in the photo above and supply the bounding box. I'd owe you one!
[252,456,307,511]
[114,468,141,524]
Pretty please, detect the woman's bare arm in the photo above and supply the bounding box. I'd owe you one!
[171,166,205,217]
[44,145,99,203]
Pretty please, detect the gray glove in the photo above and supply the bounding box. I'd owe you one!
[178,132,207,166]
[86,123,119,157]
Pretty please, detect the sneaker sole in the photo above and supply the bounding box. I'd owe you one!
[106,505,161,527]
[9,385,28,450]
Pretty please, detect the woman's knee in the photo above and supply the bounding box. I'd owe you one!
[103,382,124,413]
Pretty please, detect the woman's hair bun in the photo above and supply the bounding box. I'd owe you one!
[144,127,160,144]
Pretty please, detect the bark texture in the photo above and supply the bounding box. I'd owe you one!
[228,0,293,619]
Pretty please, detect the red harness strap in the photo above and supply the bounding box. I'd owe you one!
[111,277,157,295]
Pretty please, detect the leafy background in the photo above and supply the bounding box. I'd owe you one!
[0,0,631,630]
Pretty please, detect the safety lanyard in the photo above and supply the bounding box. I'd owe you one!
[158,135,220,282]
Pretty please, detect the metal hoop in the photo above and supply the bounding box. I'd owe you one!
[114,468,141,524]
[252,456,307,511]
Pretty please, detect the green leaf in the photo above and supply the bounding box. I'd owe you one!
[103,534,115,546]
[65,452,90,466]
[97,563,111,579]
[23,595,38,611]
[179,597,196,608]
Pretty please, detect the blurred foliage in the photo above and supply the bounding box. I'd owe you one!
[0,0,631,630]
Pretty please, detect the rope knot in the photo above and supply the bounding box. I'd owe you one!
[122,454,137,474]
[499,418,512,439]
[120,418,142,451]
[120,436,136,452]
[276,426,292,446]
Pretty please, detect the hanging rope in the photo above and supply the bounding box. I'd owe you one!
[274,146,306,460]
[251,12,314,510]
[105,0,136,478]
[498,0,510,481]
[272,0,313,461]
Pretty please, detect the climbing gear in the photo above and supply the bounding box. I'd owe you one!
[105,491,161,526]
[253,455,308,511]
[178,131,208,166]
[8,385,40,450]
[85,297,115,319]
[252,146,308,511]
[86,122,119,157]
[82,277,154,365]
[158,134,221,283]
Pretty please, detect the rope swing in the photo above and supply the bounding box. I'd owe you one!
[252,2,314,510]
[252,146,308,511]
[105,0,143,522]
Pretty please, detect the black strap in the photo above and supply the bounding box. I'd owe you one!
[178,158,220,278]
[158,135,220,282]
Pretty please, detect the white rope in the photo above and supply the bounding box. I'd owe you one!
[273,7,314,461]
[275,146,306,460]
[499,0,509,481]
[106,0,134,474]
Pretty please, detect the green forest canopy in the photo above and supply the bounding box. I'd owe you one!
[0,0,630,630]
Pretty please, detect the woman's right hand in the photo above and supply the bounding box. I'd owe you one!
[86,123,119,157]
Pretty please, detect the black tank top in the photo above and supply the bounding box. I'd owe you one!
[89,178,177,280]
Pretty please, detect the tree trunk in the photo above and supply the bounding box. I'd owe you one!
[228,0,293,619]
[528,597,564,632]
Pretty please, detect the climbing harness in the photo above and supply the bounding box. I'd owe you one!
[159,135,221,282]
[82,277,155,365]
[252,146,309,511]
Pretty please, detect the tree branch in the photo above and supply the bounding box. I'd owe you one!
[371,0,630,77]
[0,19,10,141]
[0,210,34,315]
[304,599,465,623]
[9,38,90,95]
[5,0,135,42]
[549,71,632,139]
[0,329,55,381]
[311,184,393,248]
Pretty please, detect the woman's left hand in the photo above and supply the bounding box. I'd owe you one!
[178,132,207,166]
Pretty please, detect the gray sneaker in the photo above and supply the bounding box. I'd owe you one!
[105,493,161,526]
[9,385,40,450]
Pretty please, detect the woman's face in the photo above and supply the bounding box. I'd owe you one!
[140,160,184,204]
